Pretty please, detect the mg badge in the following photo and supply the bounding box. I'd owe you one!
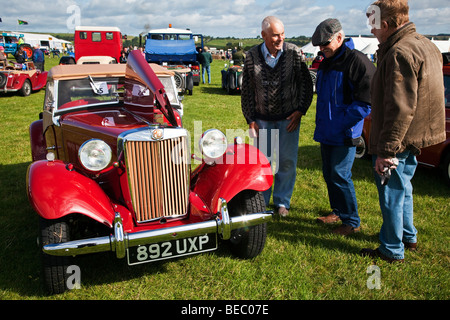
[151,128,163,140]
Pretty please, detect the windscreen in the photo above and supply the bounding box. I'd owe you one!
[57,76,124,110]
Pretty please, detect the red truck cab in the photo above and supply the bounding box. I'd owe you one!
[74,26,123,63]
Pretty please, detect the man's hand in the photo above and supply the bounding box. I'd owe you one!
[375,157,398,175]
[286,111,304,132]
[249,121,259,138]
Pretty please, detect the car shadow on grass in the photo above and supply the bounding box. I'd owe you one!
[197,84,231,96]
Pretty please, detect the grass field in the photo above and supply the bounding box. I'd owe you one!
[0,54,448,301]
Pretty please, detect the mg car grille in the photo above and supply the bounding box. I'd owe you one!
[124,132,189,223]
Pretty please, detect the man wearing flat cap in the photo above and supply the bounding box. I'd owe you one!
[313,18,376,236]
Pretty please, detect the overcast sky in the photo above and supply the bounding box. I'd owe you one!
[1,0,449,38]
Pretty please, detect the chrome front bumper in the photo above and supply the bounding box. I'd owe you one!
[42,198,272,258]
[0,88,19,92]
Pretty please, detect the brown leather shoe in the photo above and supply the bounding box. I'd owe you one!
[360,248,404,263]
[316,212,340,224]
[332,224,360,236]
[403,241,417,251]
[278,207,289,217]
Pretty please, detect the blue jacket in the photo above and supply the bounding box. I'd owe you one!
[33,48,44,63]
[314,38,375,146]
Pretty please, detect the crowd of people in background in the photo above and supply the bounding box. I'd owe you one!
[0,43,45,71]
[119,46,145,64]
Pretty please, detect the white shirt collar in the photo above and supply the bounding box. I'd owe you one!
[262,43,283,67]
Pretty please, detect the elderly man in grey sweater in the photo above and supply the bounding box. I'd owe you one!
[241,16,313,216]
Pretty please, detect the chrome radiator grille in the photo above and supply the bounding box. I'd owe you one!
[125,136,189,223]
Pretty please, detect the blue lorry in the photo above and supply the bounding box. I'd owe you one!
[144,25,203,95]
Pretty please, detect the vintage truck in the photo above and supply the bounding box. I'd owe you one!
[59,26,123,65]
[0,32,33,59]
[144,25,203,95]
[27,50,273,294]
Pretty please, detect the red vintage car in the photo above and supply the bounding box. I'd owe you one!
[356,53,450,185]
[0,61,47,96]
[27,50,273,294]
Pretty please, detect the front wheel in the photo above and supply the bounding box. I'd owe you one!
[227,190,267,259]
[39,217,72,294]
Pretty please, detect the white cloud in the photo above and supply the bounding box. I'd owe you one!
[411,7,450,35]
[0,0,448,37]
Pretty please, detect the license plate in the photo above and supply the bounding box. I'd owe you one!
[127,233,217,265]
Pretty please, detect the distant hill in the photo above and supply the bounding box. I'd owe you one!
[32,32,450,50]
[202,36,311,50]
[43,33,311,50]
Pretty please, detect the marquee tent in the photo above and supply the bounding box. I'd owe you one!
[431,39,450,53]
[302,36,449,60]
[2,31,72,51]
[301,36,379,58]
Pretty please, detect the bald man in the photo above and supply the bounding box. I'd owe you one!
[241,16,313,216]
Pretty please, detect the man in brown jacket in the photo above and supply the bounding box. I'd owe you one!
[361,0,446,263]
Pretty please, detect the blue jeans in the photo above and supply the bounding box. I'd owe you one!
[254,118,300,209]
[320,144,360,228]
[373,151,418,260]
[202,65,211,84]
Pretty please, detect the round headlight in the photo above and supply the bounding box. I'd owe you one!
[199,129,227,159]
[79,139,112,171]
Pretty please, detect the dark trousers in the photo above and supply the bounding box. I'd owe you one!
[320,143,360,228]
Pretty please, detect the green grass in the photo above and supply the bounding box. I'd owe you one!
[0,54,448,300]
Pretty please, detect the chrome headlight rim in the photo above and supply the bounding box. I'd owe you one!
[199,129,228,160]
[78,139,112,172]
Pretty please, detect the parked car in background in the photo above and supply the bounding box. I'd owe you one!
[76,56,117,64]
[221,61,243,94]
[58,56,76,65]
[356,53,450,186]
[27,50,273,294]
[0,61,47,96]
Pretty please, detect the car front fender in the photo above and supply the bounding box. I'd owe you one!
[33,71,48,90]
[29,120,47,161]
[191,143,273,213]
[27,160,115,227]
